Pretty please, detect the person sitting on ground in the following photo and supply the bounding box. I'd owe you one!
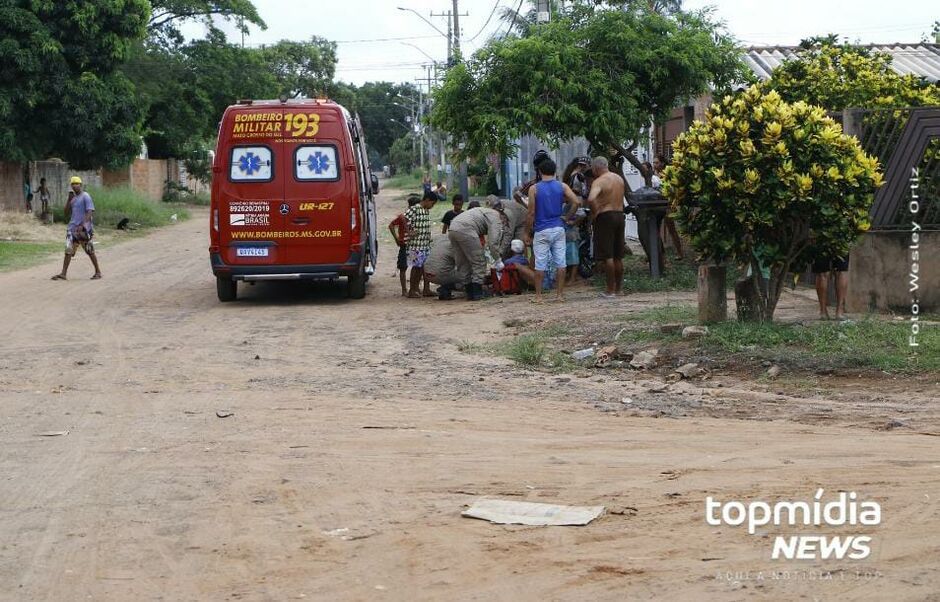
[587,156,626,298]
[503,238,538,289]
[404,191,436,298]
[441,194,464,234]
[52,176,102,281]
[389,195,420,296]
[432,181,447,202]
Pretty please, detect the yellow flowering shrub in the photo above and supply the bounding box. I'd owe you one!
[662,85,883,321]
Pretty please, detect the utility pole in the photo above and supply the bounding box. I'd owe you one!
[536,0,551,23]
[451,0,461,57]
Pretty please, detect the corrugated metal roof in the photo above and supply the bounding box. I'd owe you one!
[744,43,940,83]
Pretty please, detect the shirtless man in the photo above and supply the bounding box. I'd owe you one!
[587,156,626,297]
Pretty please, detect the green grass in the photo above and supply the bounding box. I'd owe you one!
[700,318,939,373]
[53,186,189,229]
[505,335,546,366]
[0,241,61,272]
[495,325,573,370]
[618,253,698,292]
[384,169,435,191]
[624,304,697,324]
[613,254,744,295]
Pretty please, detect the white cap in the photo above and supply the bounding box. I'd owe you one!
[511,239,525,254]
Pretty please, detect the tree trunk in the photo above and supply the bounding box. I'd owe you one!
[734,277,761,321]
[698,264,727,323]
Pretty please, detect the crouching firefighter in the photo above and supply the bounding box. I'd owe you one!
[445,203,507,301]
[424,235,470,300]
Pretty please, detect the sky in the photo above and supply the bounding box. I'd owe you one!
[221,0,939,88]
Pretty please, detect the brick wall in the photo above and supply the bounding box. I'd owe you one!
[131,159,168,202]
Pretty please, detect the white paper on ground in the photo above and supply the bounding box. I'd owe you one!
[461,498,605,526]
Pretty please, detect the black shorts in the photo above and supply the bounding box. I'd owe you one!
[397,246,408,270]
[812,256,849,274]
[593,211,626,261]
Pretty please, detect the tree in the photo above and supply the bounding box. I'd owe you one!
[431,5,746,188]
[662,86,883,322]
[355,82,420,167]
[148,0,265,47]
[0,0,150,168]
[497,1,683,39]
[763,41,940,111]
[261,38,338,98]
[388,134,419,174]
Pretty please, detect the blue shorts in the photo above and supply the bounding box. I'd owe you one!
[533,226,566,272]
[565,241,579,266]
[407,248,429,268]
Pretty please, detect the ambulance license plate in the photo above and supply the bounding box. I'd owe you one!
[236,247,268,257]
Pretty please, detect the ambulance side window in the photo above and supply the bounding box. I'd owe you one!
[229,146,273,182]
[294,145,340,181]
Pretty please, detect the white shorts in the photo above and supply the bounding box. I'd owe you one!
[533,226,566,272]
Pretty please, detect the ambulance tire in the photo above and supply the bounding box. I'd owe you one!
[216,276,237,302]
[348,266,366,299]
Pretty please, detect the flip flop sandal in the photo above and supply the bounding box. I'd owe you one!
[90,274,102,280]
[51,274,66,281]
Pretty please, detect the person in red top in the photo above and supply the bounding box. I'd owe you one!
[388,195,420,296]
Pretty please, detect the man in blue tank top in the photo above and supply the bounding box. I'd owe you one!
[525,158,580,302]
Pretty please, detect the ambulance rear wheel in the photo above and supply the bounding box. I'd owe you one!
[216,276,237,302]
[348,268,366,299]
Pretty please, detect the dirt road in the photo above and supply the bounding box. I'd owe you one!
[0,191,937,601]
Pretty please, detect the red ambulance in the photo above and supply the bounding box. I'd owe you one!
[209,98,379,301]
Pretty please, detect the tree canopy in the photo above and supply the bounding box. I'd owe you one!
[763,41,940,111]
[148,0,266,48]
[0,0,150,168]
[430,4,746,185]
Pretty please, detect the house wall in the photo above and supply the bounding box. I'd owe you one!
[32,161,101,211]
[847,230,939,312]
[131,159,168,202]
[0,162,24,211]
[102,159,168,202]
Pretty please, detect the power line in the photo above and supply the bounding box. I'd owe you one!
[467,0,503,43]
[501,0,526,41]
[335,34,442,44]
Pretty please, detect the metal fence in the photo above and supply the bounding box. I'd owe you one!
[843,107,940,231]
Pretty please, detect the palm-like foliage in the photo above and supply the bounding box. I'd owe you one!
[496,0,683,39]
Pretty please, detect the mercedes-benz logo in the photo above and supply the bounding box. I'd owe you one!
[279,203,290,216]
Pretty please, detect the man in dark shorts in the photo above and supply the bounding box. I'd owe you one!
[587,157,626,297]
[813,255,850,320]
[389,195,420,296]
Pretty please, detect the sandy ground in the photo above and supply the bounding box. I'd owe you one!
[0,189,938,602]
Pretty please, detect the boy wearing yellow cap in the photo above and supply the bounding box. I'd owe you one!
[51,177,101,280]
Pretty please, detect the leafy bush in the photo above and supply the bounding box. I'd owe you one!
[663,85,883,321]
